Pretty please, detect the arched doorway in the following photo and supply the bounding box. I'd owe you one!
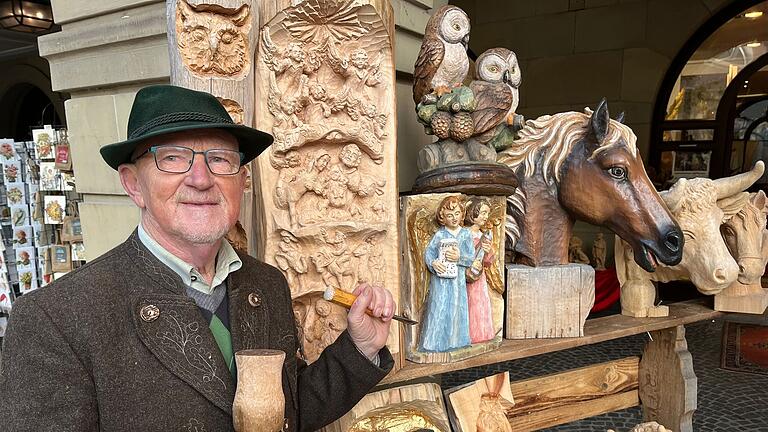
[650,0,768,185]
[0,82,63,141]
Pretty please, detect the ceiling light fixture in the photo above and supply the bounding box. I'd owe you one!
[746,41,762,48]
[0,0,53,33]
[744,11,763,19]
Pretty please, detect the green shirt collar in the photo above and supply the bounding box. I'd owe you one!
[137,224,242,295]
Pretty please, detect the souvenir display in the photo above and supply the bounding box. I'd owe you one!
[51,244,72,273]
[10,204,29,228]
[54,130,72,170]
[0,139,18,161]
[18,267,38,293]
[71,242,85,261]
[6,182,26,205]
[44,195,66,224]
[616,162,764,317]
[61,216,83,242]
[12,226,33,247]
[400,193,506,363]
[32,127,55,160]
[15,246,35,272]
[39,161,61,191]
[3,160,22,183]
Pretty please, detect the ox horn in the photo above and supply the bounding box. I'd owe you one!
[713,161,765,200]
[659,178,687,211]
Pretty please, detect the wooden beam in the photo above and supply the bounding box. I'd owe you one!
[380,299,720,385]
[506,357,639,431]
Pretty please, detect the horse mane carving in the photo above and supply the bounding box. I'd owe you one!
[499,108,637,253]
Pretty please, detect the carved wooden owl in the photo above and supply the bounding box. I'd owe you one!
[177,0,251,77]
[469,48,521,137]
[413,5,471,105]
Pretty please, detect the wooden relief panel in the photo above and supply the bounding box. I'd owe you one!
[400,193,506,363]
[167,0,260,253]
[253,0,398,364]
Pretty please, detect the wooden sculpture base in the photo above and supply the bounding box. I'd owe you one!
[407,336,503,364]
[505,264,595,339]
[413,162,518,196]
[714,284,768,314]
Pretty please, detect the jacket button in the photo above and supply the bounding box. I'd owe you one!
[282,418,289,431]
[248,292,261,307]
[140,304,160,322]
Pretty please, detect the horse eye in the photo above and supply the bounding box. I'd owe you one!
[608,166,626,180]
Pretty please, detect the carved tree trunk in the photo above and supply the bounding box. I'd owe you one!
[166,0,260,254]
[233,349,286,432]
[252,0,400,366]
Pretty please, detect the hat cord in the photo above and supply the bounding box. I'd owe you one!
[129,112,233,139]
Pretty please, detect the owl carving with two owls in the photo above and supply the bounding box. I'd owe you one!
[413,5,523,177]
[176,0,251,78]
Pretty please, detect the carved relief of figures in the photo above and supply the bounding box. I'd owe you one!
[401,193,506,363]
[176,0,252,78]
[592,232,607,271]
[568,236,590,265]
[255,0,398,365]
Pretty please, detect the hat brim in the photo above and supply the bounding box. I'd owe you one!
[100,122,273,170]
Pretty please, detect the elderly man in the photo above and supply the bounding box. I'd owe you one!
[0,85,395,431]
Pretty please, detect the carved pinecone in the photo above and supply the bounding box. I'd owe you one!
[450,112,474,142]
[430,111,452,140]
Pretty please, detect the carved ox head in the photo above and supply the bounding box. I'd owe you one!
[660,162,765,294]
[721,190,768,285]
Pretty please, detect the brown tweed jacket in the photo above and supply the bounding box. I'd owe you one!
[0,231,392,431]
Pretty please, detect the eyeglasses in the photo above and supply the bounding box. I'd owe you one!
[134,145,244,176]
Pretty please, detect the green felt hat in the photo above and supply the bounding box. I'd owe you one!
[100,85,273,170]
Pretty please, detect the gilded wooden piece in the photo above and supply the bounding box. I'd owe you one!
[400,193,505,363]
[323,383,450,432]
[167,0,260,254]
[715,190,768,314]
[252,0,399,365]
[616,162,764,317]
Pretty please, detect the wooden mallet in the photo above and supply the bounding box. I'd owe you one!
[323,287,418,325]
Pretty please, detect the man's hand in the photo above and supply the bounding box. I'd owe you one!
[347,283,394,361]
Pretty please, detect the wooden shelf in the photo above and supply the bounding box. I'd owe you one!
[381,299,721,385]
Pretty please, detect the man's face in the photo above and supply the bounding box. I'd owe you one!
[119,129,246,245]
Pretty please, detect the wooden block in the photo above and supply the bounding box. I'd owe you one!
[639,325,696,432]
[506,357,639,431]
[322,382,450,432]
[715,284,768,315]
[444,372,515,432]
[505,264,595,338]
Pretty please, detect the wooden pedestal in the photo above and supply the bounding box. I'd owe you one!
[505,264,595,339]
[714,283,768,314]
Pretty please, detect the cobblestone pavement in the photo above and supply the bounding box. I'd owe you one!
[440,319,768,431]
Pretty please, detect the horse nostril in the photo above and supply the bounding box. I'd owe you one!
[663,231,681,253]
[714,268,728,283]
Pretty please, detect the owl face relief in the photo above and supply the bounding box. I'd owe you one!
[477,49,521,87]
[177,0,251,77]
[439,8,470,46]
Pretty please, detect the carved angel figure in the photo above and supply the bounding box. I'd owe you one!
[464,197,496,344]
[413,5,471,105]
[419,196,473,352]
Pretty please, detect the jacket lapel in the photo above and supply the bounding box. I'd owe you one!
[125,231,235,414]
[227,258,268,353]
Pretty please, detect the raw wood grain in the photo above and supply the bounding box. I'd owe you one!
[505,357,639,431]
[639,325,697,432]
[380,299,720,385]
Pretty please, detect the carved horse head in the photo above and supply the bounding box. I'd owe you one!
[499,99,683,271]
[721,189,768,285]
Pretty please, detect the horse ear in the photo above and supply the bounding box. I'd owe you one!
[590,98,610,144]
[616,111,625,123]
